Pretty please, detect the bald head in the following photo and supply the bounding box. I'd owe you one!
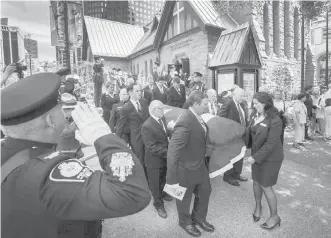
[232,87,244,103]
[206,89,217,103]
[149,100,165,118]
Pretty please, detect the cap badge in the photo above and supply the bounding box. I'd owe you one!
[109,152,134,182]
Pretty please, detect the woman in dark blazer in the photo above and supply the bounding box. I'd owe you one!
[245,92,283,230]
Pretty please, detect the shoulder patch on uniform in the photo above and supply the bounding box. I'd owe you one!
[49,159,94,183]
[44,151,60,159]
[109,152,134,182]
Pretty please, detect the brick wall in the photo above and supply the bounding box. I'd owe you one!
[130,50,158,77]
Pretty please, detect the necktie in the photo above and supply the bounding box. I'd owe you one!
[237,104,245,125]
[158,118,166,133]
[136,102,141,113]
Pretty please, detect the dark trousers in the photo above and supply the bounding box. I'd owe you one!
[94,83,102,107]
[176,164,211,226]
[147,167,167,209]
[223,158,243,180]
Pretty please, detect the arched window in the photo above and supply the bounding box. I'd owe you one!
[294,7,299,60]
[263,4,270,55]
[272,1,280,56]
[284,1,290,58]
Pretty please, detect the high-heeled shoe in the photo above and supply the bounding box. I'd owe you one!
[261,217,281,230]
[252,205,262,222]
[252,214,260,222]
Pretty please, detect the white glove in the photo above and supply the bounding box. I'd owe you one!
[71,104,112,145]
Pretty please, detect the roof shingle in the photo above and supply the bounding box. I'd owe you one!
[84,16,144,58]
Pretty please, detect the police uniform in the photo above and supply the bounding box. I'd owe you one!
[188,81,206,95]
[1,73,151,238]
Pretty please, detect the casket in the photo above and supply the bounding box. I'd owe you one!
[163,106,246,178]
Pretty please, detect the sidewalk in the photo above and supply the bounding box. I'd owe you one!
[101,131,331,238]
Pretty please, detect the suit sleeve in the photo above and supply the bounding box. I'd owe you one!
[252,118,282,164]
[109,104,117,131]
[218,100,229,117]
[100,94,107,111]
[41,134,151,220]
[141,125,167,158]
[116,106,128,139]
[166,121,190,184]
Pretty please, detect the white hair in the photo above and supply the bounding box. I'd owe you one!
[206,89,216,95]
[148,100,163,116]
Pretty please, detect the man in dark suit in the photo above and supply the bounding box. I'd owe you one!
[152,76,168,104]
[109,88,130,143]
[116,83,149,168]
[142,88,152,106]
[206,89,220,115]
[304,85,314,140]
[218,87,248,186]
[167,76,186,108]
[141,100,173,219]
[167,91,214,237]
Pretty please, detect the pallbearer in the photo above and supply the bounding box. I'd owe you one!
[1,73,151,238]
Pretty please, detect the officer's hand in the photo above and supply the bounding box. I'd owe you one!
[1,64,17,86]
[72,104,112,145]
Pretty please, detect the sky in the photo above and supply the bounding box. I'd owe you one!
[1,0,56,61]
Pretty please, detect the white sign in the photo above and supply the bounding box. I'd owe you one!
[217,73,235,94]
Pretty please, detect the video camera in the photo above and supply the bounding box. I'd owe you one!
[14,63,27,79]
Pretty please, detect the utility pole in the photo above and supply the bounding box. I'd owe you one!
[301,1,305,92]
[326,9,329,87]
[63,1,71,72]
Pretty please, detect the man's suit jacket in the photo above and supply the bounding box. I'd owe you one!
[152,86,167,104]
[141,116,169,169]
[245,110,284,164]
[166,86,186,108]
[167,109,208,184]
[109,101,130,144]
[207,102,221,116]
[116,99,149,163]
[218,99,248,125]
[142,89,152,106]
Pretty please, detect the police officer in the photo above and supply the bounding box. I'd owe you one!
[93,57,105,107]
[188,72,206,95]
[1,73,151,238]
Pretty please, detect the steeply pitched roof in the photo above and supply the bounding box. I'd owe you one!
[209,22,261,68]
[188,0,236,29]
[84,16,144,58]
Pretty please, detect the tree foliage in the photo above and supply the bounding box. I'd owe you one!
[302,1,328,20]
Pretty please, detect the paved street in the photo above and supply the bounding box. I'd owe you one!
[102,130,331,238]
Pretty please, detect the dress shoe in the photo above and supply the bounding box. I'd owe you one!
[305,136,314,141]
[156,207,167,219]
[192,220,215,232]
[162,193,173,202]
[261,217,281,230]
[224,178,240,186]
[253,214,260,222]
[233,175,248,182]
[180,224,201,237]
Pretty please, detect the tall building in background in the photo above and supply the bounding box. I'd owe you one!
[128,0,163,26]
[83,0,164,25]
[1,19,26,68]
[83,1,108,19]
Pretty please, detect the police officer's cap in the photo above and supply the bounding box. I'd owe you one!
[194,72,202,77]
[1,73,61,126]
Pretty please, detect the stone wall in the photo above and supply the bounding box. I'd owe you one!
[228,0,313,95]
[130,50,158,77]
[160,29,213,88]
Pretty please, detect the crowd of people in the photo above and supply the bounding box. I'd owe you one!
[1,60,331,238]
